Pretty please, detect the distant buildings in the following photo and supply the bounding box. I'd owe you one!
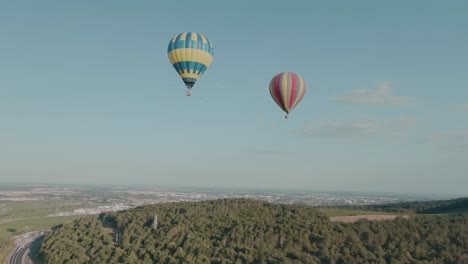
[49,203,133,217]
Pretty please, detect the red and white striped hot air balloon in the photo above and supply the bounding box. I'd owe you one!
[269,72,306,119]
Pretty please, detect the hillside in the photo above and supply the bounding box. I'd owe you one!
[38,199,468,263]
[416,197,468,214]
[336,197,468,214]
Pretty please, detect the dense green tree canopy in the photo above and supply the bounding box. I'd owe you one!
[39,199,468,263]
[332,197,468,214]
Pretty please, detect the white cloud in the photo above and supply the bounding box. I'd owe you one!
[336,81,410,105]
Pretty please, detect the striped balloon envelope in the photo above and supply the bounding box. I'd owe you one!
[269,72,306,118]
[167,32,214,96]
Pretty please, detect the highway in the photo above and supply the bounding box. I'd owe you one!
[6,231,45,264]
[8,244,33,264]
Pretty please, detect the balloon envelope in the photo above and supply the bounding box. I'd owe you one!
[167,32,214,95]
[269,72,306,116]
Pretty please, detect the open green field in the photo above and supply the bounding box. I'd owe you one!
[0,215,81,263]
[0,200,86,220]
[0,241,13,264]
[1,198,86,263]
[0,215,81,240]
[320,208,405,217]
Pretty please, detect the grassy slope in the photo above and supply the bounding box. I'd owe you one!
[0,215,81,240]
[320,197,468,216]
[0,200,84,220]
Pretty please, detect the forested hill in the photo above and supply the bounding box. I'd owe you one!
[39,199,468,264]
[341,197,468,214]
[417,197,468,214]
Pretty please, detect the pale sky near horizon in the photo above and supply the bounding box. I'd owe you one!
[1,1,467,195]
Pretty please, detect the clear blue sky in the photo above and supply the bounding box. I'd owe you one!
[1,1,467,195]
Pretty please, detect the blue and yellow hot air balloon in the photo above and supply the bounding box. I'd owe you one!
[167,32,214,96]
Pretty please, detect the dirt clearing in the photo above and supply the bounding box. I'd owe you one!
[330,215,408,223]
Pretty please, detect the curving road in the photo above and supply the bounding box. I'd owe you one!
[6,232,45,264]
[8,244,33,264]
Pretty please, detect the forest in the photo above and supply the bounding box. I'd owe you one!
[38,198,468,264]
[328,197,468,214]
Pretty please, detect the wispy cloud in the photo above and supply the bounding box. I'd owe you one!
[336,81,410,105]
[426,130,468,152]
[244,148,301,160]
[397,117,419,128]
[295,121,387,138]
[254,149,296,156]
[429,131,468,141]
[460,104,468,111]
[295,118,419,139]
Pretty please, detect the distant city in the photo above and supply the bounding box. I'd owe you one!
[0,184,460,217]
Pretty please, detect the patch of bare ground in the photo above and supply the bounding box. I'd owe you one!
[330,215,408,223]
[102,227,114,234]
